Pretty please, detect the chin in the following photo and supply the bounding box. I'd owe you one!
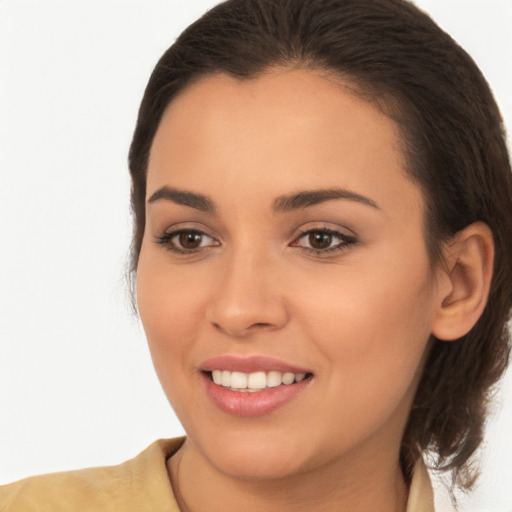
[199,430,311,481]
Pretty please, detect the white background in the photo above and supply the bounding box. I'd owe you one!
[0,1,511,511]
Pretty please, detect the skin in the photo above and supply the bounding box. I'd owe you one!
[136,68,459,512]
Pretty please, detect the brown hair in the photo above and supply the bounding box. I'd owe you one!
[128,0,512,491]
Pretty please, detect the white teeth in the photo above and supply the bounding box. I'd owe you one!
[221,370,231,387]
[282,372,295,385]
[230,371,248,389]
[209,370,309,391]
[247,371,266,389]
[212,370,222,385]
[266,371,282,388]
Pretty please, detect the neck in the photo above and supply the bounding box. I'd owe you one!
[167,440,409,512]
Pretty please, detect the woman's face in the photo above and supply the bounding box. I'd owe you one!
[137,68,443,480]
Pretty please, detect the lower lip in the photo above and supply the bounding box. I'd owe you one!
[202,373,312,417]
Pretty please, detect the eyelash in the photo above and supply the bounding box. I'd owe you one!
[153,229,217,255]
[291,227,356,256]
[153,227,356,256]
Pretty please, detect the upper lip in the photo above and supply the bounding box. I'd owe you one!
[200,355,311,374]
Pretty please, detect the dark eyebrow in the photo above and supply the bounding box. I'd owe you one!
[147,186,216,213]
[273,188,380,212]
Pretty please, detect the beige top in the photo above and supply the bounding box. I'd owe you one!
[0,437,435,511]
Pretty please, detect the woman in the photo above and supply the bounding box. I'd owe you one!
[1,0,511,510]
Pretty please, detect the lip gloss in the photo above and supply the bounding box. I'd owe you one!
[203,374,311,416]
[200,355,313,417]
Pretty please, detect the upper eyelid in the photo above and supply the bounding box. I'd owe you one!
[296,225,351,235]
[292,221,357,238]
[161,222,218,237]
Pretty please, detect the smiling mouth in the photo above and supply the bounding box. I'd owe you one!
[205,370,314,392]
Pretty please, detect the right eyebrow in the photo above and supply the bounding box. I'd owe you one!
[272,188,380,212]
[147,186,216,213]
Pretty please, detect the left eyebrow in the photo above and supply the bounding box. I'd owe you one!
[147,186,216,213]
[272,188,380,212]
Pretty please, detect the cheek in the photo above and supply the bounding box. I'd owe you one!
[294,249,435,408]
[136,249,205,383]
[297,254,433,342]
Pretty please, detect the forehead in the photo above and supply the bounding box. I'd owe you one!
[147,68,422,218]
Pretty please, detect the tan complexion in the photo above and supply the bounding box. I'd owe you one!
[136,68,493,512]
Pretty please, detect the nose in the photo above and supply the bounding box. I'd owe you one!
[205,250,289,338]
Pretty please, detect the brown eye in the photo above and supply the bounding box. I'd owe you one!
[179,231,204,249]
[154,229,218,254]
[291,228,356,255]
[308,231,332,250]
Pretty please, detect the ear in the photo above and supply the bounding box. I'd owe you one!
[432,222,494,341]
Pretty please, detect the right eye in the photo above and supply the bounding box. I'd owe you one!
[153,229,219,254]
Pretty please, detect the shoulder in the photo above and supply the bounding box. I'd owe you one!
[0,438,184,512]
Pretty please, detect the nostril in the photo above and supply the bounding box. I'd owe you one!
[210,320,275,338]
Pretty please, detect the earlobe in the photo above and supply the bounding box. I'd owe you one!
[432,222,494,341]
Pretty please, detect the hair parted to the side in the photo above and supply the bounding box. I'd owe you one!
[128,0,512,492]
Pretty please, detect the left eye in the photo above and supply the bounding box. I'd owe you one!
[154,229,218,254]
[173,231,211,250]
[292,229,355,253]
